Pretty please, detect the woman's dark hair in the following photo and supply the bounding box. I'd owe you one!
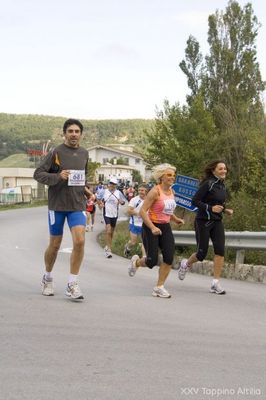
[202,159,228,181]
[63,118,84,134]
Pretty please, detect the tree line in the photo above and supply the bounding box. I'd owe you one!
[145,0,266,238]
[0,113,154,160]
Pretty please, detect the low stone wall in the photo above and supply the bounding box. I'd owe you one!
[175,259,266,284]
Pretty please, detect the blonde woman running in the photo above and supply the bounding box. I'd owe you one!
[128,164,184,298]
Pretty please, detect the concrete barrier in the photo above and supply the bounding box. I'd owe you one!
[180,260,266,284]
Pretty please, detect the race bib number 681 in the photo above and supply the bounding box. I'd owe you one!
[68,170,86,186]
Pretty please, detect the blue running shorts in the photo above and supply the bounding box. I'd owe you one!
[129,224,142,236]
[48,210,87,236]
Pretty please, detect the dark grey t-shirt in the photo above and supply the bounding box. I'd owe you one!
[34,143,88,211]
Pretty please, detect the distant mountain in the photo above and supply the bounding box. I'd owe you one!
[0,113,154,161]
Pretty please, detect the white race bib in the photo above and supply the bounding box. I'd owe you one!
[163,198,176,215]
[68,170,85,186]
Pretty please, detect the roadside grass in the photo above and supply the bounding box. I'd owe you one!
[0,199,47,211]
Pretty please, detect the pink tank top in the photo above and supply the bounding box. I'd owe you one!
[148,185,176,224]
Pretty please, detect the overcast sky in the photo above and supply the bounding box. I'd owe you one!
[0,0,265,120]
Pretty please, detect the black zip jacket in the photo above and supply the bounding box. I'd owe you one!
[192,175,227,221]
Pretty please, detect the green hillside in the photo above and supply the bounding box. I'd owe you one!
[0,113,154,161]
[0,154,34,168]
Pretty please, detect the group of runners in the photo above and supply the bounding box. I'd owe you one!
[34,118,233,301]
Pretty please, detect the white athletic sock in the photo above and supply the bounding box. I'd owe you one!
[68,274,78,284]
[45,271,52,280]
[212,278,219,285]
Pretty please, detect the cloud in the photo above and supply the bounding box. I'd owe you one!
[94,43,140,62]
[172,11,209,27]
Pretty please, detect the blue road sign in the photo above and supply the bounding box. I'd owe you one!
[172,174,199,212]
[173,193,198,212]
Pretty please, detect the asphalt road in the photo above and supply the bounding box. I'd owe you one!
[0,207,265,400]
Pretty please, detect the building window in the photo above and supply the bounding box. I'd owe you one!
[102,158,109,164]
[135,158,140,164]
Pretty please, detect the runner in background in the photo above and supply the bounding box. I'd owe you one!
[126,184,135,202]
[97,177,126,258]
[124,184,148,258]
[95,181,105,200]
[95,181,106,223]
[85,184,96,232]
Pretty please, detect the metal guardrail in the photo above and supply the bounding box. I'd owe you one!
[172,230,266,264]
[0,193,31,204]
[0,189,47,205]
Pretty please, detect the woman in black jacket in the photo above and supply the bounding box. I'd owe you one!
[178,160,233,294]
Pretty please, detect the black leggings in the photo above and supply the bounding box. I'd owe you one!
[195,219,225,261]
[142,223,175,268]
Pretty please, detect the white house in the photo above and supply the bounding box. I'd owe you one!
[0,168,37,191]
[0,167,37,202]
[0,145,151,198]
[88,145,149,183]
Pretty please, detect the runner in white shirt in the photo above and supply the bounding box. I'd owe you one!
[124,184,148,258]
[97,177,126,258]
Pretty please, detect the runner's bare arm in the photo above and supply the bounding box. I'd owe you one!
[170,214,185,225]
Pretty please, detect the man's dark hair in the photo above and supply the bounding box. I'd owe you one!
[138,184,148,191]
[63,118,84,134]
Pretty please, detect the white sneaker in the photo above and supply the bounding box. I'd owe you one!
[65,282,84,300]
[210,281,226,295]
[41,275,54,296]
[152,286,171,298]
[128,255,139,277]
[178,259,189,280]
[104,246,112,258]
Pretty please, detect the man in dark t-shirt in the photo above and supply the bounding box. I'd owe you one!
[34,118,88,300]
